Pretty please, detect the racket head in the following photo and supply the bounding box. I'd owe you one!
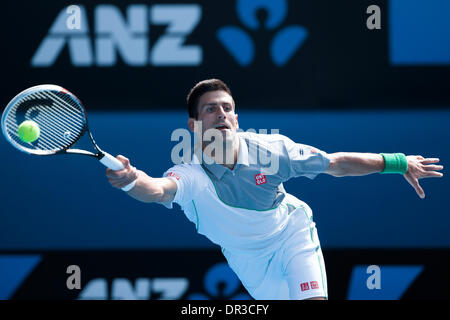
[1,84,89,155]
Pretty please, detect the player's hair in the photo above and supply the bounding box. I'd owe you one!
[187,79,233,119]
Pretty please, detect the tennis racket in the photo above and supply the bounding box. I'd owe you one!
[1,84,136,191]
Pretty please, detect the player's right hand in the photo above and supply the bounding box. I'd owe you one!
[106,155,138,189]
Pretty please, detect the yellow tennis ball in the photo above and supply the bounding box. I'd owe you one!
[18,120,40,143]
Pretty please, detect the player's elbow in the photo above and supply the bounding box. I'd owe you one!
[144,177,176,205]
[128,174,166,204]
[133,187,165,204]
[145,184,166,204]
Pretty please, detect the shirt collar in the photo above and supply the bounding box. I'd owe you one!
[195,134,249,179]
[236,134,249,167]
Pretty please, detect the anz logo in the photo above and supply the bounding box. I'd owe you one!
[78,277,190,300]
[32,0,308,68]
[76,263,249,300]
[31,4,203,67]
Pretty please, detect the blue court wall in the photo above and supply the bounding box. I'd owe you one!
[0,110,448,250]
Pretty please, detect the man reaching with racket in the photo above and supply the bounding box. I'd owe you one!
[106,79,443,300]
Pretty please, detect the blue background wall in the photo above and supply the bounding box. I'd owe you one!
[1,110,448,250]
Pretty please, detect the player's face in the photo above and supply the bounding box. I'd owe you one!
[191,90,239,141]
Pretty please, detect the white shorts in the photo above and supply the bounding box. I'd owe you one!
[222,205,328,300]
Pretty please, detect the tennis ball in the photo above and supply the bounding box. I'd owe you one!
[18,120,40,143]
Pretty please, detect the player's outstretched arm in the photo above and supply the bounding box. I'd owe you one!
[105,155,177,204]
[325,152,443,199]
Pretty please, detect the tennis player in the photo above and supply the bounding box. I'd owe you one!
[106,79,443,300]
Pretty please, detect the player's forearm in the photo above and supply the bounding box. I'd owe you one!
[126,170,165,203]
[331,152,385,177]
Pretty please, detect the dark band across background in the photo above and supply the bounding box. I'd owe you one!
[2,249,449,300]
[2,0,450,110]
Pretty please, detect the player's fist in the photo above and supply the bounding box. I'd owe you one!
[106,155,138,189]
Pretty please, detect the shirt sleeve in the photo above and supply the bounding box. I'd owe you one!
[162,164,200,209]
[281,135,331,180]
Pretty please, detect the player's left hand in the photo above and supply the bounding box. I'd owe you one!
[403,155,443,199]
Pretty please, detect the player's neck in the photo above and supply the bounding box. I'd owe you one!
[223,138,239,170]
[202,137,239,170]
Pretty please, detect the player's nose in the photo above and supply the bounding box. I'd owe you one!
[216,106,227,119]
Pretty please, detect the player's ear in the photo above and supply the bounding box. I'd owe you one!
[188,118,195,132]
[235,113,239,129]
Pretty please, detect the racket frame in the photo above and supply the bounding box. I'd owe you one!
[2,84,106,160]
[2,84,136,191]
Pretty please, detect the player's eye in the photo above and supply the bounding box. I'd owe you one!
[222,103,234,112]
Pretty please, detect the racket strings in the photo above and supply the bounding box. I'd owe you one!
[5,108,64,151]
[6,103,75,150]
[4,90,87,154]
[6,97,75,150]
[34,92,84,135]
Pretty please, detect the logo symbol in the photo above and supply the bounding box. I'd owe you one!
[310,281,319,289]
[167,172,181,180]
[255,173,267,185]
[187,263,251,300]
[217,0,308,66]
[300,282,310,292]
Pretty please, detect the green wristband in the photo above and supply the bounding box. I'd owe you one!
[380,153,408,174]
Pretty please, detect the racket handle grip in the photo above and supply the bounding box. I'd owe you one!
[99,152,136,192]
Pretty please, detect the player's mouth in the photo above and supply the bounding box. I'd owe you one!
[214,123,230,131]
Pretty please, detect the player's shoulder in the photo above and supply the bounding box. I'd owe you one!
[166,161,203,175]
[238,131,292,146]
[164,158,207,182]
